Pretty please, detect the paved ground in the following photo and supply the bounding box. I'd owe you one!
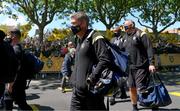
[11,71,180,110]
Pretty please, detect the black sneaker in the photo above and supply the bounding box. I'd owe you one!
[18,103,32,110]
[0,102,3,109]
[132,104,138,111]
[132,108,138,111]
[62,88,66,93]
[120,93,128,99]
[152,107,159,111]
[110,98,116,105]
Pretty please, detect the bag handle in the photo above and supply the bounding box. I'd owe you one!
[151,72,163,85]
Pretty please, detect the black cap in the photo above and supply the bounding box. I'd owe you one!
[10,28,21,37]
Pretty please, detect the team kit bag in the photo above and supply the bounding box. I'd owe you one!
[87,30,129,96]
[138,73,172,108]
[22,51,44,79]
[21,51,44,89]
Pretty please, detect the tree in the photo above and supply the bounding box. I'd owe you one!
[47,28,71,41]
[65,0,138,30]
[92,0,140,30]
[5,0,67,44]
[0,25,9,33]
[0,1,3,14]
[131,0,180,39]
[61,0,94,27]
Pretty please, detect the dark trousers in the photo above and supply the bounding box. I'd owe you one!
[61,76,67,90]
[70,88,107,111]
[4,80,32,110]
[0,83,5,97]
[0,83,5,108]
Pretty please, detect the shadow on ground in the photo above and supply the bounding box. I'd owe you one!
[26,93,40,100]
[30,79,61,91]
[115,99,131,103]
[108,96,131,106]
[139,107,180,111]
[158,71,180,86]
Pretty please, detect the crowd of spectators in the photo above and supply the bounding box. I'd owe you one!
[154,40,180,54]
[21,36,180,58]
[21,37,71,58]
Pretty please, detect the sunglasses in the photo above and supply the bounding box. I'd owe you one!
[124,26,129,30]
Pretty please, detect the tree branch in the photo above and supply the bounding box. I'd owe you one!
[130,12,152,29]
[159,19,177,33]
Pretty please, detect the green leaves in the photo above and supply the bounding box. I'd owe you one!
[131,0,180,38]
[3,0,67,43]
[92,0,134,29]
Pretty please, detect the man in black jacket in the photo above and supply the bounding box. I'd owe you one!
[5,28,32,110]
[70,12,113,110]
[0,30,17,83]
[0,30,18,109]
[120,20,156,111]
[0,30,7,109]
[109,27,128,105]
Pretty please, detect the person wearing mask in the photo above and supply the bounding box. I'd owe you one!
[109,26,128,105]
[119,20,156,111]
[5,28,32,110]
[69,12,114,110]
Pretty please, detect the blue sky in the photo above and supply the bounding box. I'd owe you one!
[0,13,180,37]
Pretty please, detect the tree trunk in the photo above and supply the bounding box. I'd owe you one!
[38,26,44,45]
[153,29,160,40]
[74,0,79,12]
[106,25,112,30]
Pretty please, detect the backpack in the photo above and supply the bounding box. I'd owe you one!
[89,30,129,74]
[106,43,129,73]
[87,30,129,96]
[21,50,44,79]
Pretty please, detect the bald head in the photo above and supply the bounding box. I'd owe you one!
[124,20,135,28]
[68,41,74,48]
[124,20,135,33]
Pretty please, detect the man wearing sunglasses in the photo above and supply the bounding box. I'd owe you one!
[120,20,156,111]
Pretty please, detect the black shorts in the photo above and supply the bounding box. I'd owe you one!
[128,68,150,91]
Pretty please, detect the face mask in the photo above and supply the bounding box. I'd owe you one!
[70,25,81,35]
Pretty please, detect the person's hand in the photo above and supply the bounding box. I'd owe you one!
[87,74,97,86]
[149,65,156,73]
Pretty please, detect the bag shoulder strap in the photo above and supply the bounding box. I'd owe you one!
[135,29,146,38]
[87,30,105,45]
